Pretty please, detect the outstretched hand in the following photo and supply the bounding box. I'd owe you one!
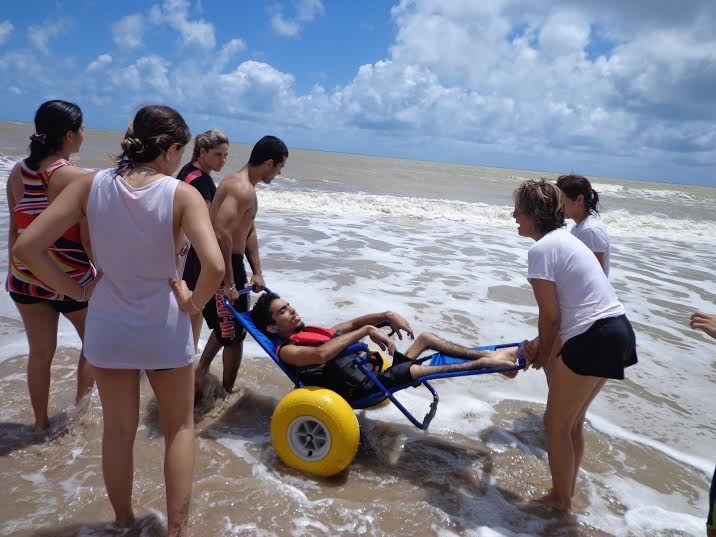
[690,311,716,340]
[385,311,415,340]
[368,326,396,356]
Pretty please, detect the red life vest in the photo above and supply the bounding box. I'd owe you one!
[276,326,335,355]
[276,326,383,373]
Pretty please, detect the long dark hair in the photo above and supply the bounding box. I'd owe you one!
[26,100,83,171]
[556,174,600,215]
[115,105,191,170]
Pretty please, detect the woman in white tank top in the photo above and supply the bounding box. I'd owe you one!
[13,105,224,536]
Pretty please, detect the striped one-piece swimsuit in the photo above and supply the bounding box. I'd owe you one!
[6,159,95,300]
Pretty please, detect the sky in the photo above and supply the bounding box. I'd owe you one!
[0,0,714,186]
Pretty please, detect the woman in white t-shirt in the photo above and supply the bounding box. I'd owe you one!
[556,174,610,276]
[513,179,637,513]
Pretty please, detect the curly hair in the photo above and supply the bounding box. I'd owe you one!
[251,292,281,333]
[513,179,565,234]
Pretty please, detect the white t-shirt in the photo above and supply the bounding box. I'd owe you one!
[528,229,624,343]
[571,214,610,276]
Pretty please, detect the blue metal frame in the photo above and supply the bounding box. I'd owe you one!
[225,290,524,431]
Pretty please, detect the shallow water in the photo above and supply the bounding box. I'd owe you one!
[0,122,714,536]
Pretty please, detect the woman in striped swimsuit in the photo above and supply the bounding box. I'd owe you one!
[5,100,96,431]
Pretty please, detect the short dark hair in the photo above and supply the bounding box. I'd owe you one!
[513,179,565,234]
[116,105,191,166]
[556,174,600,215]
[26,100,83,171]
[248,135,288,166]
[251,292,281,333]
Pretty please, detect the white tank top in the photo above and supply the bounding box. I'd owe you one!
[84,168,193,369]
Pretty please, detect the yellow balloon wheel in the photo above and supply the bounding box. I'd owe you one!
[271,387,360,477]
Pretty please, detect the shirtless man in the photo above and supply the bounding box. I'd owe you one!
[194,135,288,397]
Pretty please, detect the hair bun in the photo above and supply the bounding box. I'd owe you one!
[120,136,145,155]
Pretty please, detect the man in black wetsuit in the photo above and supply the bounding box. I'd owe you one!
[250,292,520,401]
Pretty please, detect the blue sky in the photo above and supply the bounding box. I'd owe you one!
[0,0,714,186]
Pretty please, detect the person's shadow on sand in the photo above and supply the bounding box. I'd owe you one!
[0,407,82,456]
[32,513,166,536]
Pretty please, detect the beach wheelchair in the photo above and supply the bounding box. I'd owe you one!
[225,289,524,477]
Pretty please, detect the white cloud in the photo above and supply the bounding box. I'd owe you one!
[271,15,300,37]
[0,20,13,45]
[112,14,144,50]
[150,0,216,49]
[27,18,72,54]
[109,54,171,94]
[3,0,714,183]
[271,0,325,37]
[87,53,112,72]
[215,38,246,71]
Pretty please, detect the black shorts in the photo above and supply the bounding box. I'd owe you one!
[182,246,201,291]
[299,354,413,401]
[561,314,638,379]
[202,254,248,347]
[10,291,87,314]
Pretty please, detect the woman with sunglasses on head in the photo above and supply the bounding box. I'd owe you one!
[5,100,96,431]
[13,105,224,536]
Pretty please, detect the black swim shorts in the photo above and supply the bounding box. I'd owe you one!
[560,314,638,380]
[10,291,87,314]
[202,254,248,347]
[304,354,413,401]
[182,246,201,291]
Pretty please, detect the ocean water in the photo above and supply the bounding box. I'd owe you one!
[0,123,714,536]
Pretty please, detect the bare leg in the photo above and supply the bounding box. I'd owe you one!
[15,302,60,431]
[194,332,221,395]
[221,337,244,393]
[93,367,140,527]
[63,308,94,404]
[409,355,516,378]
[570,377,607,498]
[146,365,195,537]
[189,313,203,353]
[404,332,519,370]
[538,357,605,512]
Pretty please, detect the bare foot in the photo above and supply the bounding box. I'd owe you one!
[532,491,571,513]
[33,419,50,433]
[493,346,519,363]
[493,347,520,378]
